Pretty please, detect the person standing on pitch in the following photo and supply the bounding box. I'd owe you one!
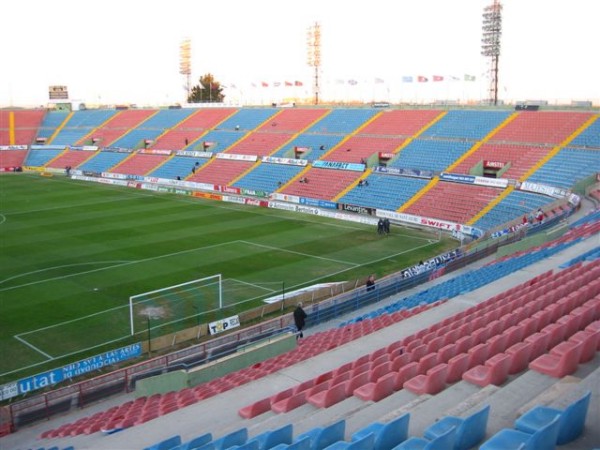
[293,302,307,339]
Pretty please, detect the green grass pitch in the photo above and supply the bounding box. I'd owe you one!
[0,173,455,383]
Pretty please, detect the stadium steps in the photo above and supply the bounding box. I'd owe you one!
[397,176,439,212]
[43,146,70,167]
[76,110,126,146]
[467,186,514,225]
[268,110,333,165]
[46,111,73,145]
[332,168,372,201]
[520,114,599,183]
[443,111,519,173]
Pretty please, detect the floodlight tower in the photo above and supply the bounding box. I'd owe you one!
[306,22,322,105]
[481,0,502,105]
[179,38,192,102]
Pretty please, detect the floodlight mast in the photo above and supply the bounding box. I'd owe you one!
[307,22,321,105]
[179,38,192,102]
[481,0,502,106]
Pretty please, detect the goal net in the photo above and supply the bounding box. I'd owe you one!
[129,274,222,335]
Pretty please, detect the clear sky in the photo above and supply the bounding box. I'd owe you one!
[2,0,599,107]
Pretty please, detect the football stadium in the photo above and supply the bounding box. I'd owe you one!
[1,1,600,449]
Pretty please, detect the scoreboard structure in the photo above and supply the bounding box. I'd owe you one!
[49,85,69,100]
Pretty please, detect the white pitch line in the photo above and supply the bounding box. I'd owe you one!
[0,261,132,286]
[0,241,237,292]
[0,213,6,225]
[229,278,278,293]
[14,335,54,360]
[239,240,360,267]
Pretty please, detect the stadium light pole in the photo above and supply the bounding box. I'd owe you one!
[306,22,322,105]
[481,0,502,106]
[179,37,192,102]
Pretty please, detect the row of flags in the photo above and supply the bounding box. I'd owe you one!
[224,74,477,89]
[343,74,478,84]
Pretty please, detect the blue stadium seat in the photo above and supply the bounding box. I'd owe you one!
[143,434,182,450]
[351,412,409,450]
[514,390,591,445]
[271,436,312,450]
[423,405,490,450]
[295,420,346,450]
[212,428,248,450]
[246,424,294,450]
[392,426,456,449]
[177,432,213,450]
[480,414,560,450]
[323,432,375,450]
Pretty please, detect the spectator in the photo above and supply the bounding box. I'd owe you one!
[293,302,307,339]
[366,274,376,292]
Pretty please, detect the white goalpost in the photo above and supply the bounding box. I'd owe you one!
[129,274,222,335]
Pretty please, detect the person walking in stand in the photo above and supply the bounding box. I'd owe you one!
[293,302,307,339]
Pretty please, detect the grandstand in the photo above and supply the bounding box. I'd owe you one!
[0,106,599,450]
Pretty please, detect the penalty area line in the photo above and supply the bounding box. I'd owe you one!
[14,335,54,360]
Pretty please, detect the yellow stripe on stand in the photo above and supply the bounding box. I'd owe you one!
[467,186,514,225]
[230,158,261,185]
[519,114,600,183]
[78,111,123,145]
[44,146,70,167]
[319,111,384,160]
[47,112,73,144]
[386,111,447,162]
[398,176,439,212]
[278,165,312,191]
[8,112,15,145]
[144,153,177,176]
[111,150,139,172]
[445,112,519,173]
[333,168,372,201]
[267,109,332,158]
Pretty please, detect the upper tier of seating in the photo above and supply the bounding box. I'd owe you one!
[149,109,237,150]
[36,110,69,139]
[451,143,552,180]
[526,147,600,189]
[304,109,379,134]
[226,132,294,156]
[218,108,279,131]
[270,134,345,160]
[389,139,473,173]
[255,109,330,133]
[0,109,45,146]
[421,110,512,140]
[357,109,442,136]
[570,115,600,148]
[322,136,405,164]
[51,110,117,146]
[80,109,157,147]
[491,111,594,145]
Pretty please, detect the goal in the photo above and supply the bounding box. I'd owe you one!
[129,274,222,335]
